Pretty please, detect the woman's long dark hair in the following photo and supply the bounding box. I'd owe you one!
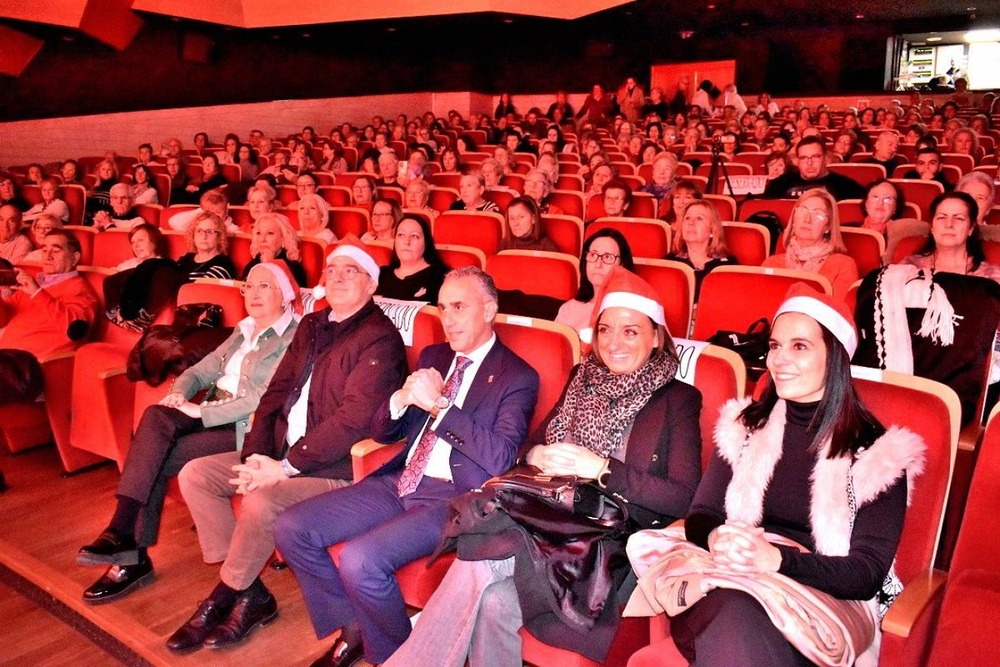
[740,322,885,458]
[388,215,444,270]
[575,228,635,302]
[916,191,985,272]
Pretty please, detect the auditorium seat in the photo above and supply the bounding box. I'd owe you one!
[587,217,672,259]
[838,198,921,225]
[60,184,87,226]
[434,210,506,256]
[329,206,370,239]
[721,221,770,266]
[890,179,945,220]
[483,188,516,214]
[135,203,163,227]
[827,163,887,187]
[320,185,353,208]
[64,226,96,265]
[841,227,887,277]
[437,244,487,270]
[941,153,974,175]
[704,194,738,222]
[160,205,199,230]
[547,190,586,219]
[92,229,136,268]
[486,250,580,300]
[739,198,797,226]
[540,213,584,256]
[427,186,460,213]
[633,259,695,340]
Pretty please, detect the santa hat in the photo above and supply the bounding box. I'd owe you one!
[324,234,380,281]
[580,266,667,343]
[773,283,857,357]
[249,261,303,316]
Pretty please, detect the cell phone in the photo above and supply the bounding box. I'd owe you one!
[0,269,18,287]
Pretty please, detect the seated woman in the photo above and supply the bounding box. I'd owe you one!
[167,156,199,205]
[663,179,704,245]
[628,284,924,667]
[855,192,1000,426]
[765,151,793,180]
[76,262,302,603]
[641,152,680,219]
[319,143,348,175]
[286,172,319,210]
[384,266,702,667]
[187,154,228,198]
[956,171,995,231]
[131,164,159,205]
[403,180,439,221]
[85,159,120,222]
[60,160,82,186]
[115,224,168,272]
[243,182,279,232]
[361,198,403,244]
[242,213,307,287]
[668,201,738,301]
[763,188,858,299]
[24,163,46,186]
[352,175,376,214]
[949,128,981,164]
[498,197,558,252]
[556,228,635,335]
[236,144,260,181]
[21,214,64,263]
[857,178,906,236]
[296,193,336,244]
[449,170,501,213]
[376,215,448,303]
[521,169,563,215]
[177,212,237,281]
[23,178,70,223]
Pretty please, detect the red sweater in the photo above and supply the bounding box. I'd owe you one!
[0,274,99,357]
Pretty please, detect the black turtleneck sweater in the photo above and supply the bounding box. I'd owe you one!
[685,400,907,600]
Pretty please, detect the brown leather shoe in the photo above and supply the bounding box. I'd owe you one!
[201,586,278,649]
[165,598,233,652]
[309,638,364,667]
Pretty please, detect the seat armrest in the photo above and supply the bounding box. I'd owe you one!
[350,438,405,480]
[882,569,948,638]
[97,365,128,381]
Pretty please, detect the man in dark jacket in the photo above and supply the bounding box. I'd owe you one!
[164,241,407,653]
[763,136,864,201]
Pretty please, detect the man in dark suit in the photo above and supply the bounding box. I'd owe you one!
[274,266,540,667]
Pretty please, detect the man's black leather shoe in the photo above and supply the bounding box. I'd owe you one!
[82,557,153,604]
[309,637,365,667]
[165,598,232,652]
[77,529,139,567]
[201,586,278,649]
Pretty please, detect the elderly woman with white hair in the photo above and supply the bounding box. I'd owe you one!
[296,193,336,244]
[242,213,307,286]
[23,178,70,224]
[76,261,303,604]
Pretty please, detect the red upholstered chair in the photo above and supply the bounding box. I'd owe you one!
[59,184,87,226]
[703,194,738,221]
[375,187,403,205]
[429,173,462,190]
[227,206,254,233]
[587,217,672,259]
[427,187,460,213]
[548,190,586,219]
[633,259,695,341]
[691,266,832,342]
[940,153,974,175]
[160,205,199,230]
[134,203,163,227]
[837,199,921,225]
[841,227,887,277]
[629,192,657,219]
[437,244,486,270]
[486,250,580,301]
[694,162,752,179]
[227,233,253,277]
[738,198,797,226]
[362,241,393,267]
[827,163,887,187]
[904,405,1000,666]
[91,229,135,268]
[721,221,770,266]
[890,179,944,222]
[64,226,96,266]
[319,185,352,208]
[555,174,585,191]
[540,214,584,257]
[483,189,516,214]
[329,207,370,239]
[277,185,299,207]
[502,173,525,192]
[434,211,506,256]
[627,368,959,667]
[891,234,929,264]
[731,151,769,175]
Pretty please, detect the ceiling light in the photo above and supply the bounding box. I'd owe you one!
[965,28,1000,42]
[926,36,942,42]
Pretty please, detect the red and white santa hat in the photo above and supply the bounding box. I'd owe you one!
[324,234,380,282]
[773,283,857,357]
[581,266,667,343]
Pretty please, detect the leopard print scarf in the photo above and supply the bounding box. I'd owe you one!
[545,351,679,457]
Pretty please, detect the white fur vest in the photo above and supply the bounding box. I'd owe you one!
[713,398,926,556]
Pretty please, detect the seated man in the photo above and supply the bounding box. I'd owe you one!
[93,184,145,230]
[0,205,31,265]
[867,130,906,175]
[274,267,540,667]
[763,136,864,201]
[903,146,954,189]
[0,230,98,402]
[167,189,240,234]
[163,243,407,652]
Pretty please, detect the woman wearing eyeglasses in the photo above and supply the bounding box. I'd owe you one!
[856,179,906,236]
[555,228,635,335]
[177,212,237,281]
[76,261,301,604]
[762,189,858,299]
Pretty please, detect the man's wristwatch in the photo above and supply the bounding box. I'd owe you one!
[429,395,450,419]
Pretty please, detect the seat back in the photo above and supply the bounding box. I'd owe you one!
[892,234,929,264]
[633,258,695,341]
[329,207,370,239]
[494,315,581,434]
[182,279,248,326]
[319,185,353,208]
[674,340,746,466]
[92,229,135,268]
[587,217,672,259]
[547,190,586,219]
[486,250,580,301]
[227,233,253,276]
[298,237,327,286]
[64,226,96,266]
[134,203,163,227]
[827,163,887,187]
[161,204,199,230]
[437,244,487,270]
[629,192,657,218]
[362,241,393,267]
[890,179,944,221]
[539,214,584,257]
[948,404,1000,575]
[840,227,887,277]
[434,211,505,256]
[837,199,921,225]
[483,189,516,214]
[427,186,460,213]
[704,194,738,221]
[429,172,462,190]
[739,198,797,226]
[59,184,87,226]
[941,153,974,175]
[692,266,832,341]
[721,221,770,266]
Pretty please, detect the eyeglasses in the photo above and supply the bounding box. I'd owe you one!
[372,213,395,218]
[239,281,279,296]
[195,228,221,236]
[604,194,626,202]
[323,265,363,280]
[585,251,620,265]
[792,207,829,222]
[867,195,897,204]
[797,153,824,163]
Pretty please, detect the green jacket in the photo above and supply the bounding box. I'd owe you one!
[171,313,298,450]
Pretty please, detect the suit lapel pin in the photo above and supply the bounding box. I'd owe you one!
[487,374,494,383]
